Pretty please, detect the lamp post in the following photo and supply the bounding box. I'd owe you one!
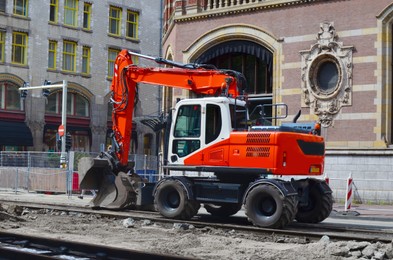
[19,80,68,168]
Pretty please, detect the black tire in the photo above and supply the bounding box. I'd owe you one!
[245,184,298,228]
[154,180,200,220]
[295,184,333,223]
[204,203,242,217]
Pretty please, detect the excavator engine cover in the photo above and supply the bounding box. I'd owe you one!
[78,156,151,210]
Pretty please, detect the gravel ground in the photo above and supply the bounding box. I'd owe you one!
[0,203,392,259]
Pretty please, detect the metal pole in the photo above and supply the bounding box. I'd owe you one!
[15,168,18,194]
[60,80,68,167]
[27,151,30,191]
[68,151,75,197]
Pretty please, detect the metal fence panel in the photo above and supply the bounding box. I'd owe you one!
[0,151,159,194]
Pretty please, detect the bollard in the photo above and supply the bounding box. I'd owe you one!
[344,172,353,211]
[324,172,329,185]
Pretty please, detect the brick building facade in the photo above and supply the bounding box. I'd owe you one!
[161,0,393,203]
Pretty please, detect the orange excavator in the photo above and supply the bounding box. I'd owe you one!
[79,50,333,228]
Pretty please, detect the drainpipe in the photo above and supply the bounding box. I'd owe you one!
[156,0,164,173]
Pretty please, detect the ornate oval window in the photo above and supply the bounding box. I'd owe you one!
[309,54,341,99]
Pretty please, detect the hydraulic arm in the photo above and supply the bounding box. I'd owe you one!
[110,49,245,169]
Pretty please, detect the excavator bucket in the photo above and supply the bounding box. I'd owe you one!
[78,156,145,210]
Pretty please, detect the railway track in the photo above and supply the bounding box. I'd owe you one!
[1,198,392,245]
[0,230,192,259]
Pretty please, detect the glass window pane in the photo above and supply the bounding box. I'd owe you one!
[0,83,4,109]
[174,105,201,137]
[6,84,21,110]
[0,32,4,62]
[49,0,57,22]
[67,93,72,115]
[48,41,56,69]
[83,3,91,29]
[12,32,27,65]
[109,7,121,35]
[64,0,77,26]
[75,94,88,117]
[206,104,221,144]
[0,0,5,12]
[14,0,27,16]
[230,104,247,130]
[317,61,339,92]
[172,140,200,158]
[63,41,75,71]
[46,93,58,113]
[82,47,90,74]
[126,11,138,39]
[108,49,119,77]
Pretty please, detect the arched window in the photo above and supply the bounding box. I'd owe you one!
[0,81,23,111]
[46,91,89,117]
[44,90,91,152]
[0,80,33,151]
[195,40,273,123]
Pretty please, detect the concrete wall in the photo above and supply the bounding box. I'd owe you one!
[325,151,393,204]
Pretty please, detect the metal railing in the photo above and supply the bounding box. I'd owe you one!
[204,0,268,11]
[0,151,159,195]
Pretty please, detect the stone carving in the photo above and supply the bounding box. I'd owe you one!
[300,22,354,127]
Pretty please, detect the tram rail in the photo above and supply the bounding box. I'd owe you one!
[1,199,392,245]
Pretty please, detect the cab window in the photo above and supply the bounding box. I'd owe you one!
[174,105,201,137]
[206,104,221,144]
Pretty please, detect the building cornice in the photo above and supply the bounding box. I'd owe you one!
[174,0,329,23]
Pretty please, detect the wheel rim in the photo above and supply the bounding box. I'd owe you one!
[160,186,181,212]
[258,196,277,217]
[299,196,316,212]
[166,190,180,208]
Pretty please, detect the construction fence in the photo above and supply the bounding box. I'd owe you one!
[0,151,159,195]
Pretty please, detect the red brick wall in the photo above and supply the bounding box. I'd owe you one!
[163,0,392,147]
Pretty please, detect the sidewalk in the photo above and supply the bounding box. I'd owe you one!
[0,190,393,221]
[331,203,393,221]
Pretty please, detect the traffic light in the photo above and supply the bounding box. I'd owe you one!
[20,82,29,98]
[65,132,72,152]
[43,80,51,97]
[56,133,62,151]
[20,90,28,98]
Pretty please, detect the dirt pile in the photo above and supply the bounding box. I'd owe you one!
[0,203,392,259]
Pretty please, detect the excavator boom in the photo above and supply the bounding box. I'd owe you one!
[111,50,244,167]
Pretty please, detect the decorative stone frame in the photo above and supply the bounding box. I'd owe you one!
[300,22,354,127]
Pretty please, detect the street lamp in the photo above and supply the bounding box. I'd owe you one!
[19,80,68,168]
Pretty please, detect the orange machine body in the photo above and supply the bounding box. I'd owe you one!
[183,131,325,176]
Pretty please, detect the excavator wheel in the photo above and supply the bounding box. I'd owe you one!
[295,183,333,223]
[204,203,242,217]
[245,184,298,229]
[154,179,200,220]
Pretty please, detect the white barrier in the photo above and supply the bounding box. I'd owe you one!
[324,172,329,185]
[344,172,353,211]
